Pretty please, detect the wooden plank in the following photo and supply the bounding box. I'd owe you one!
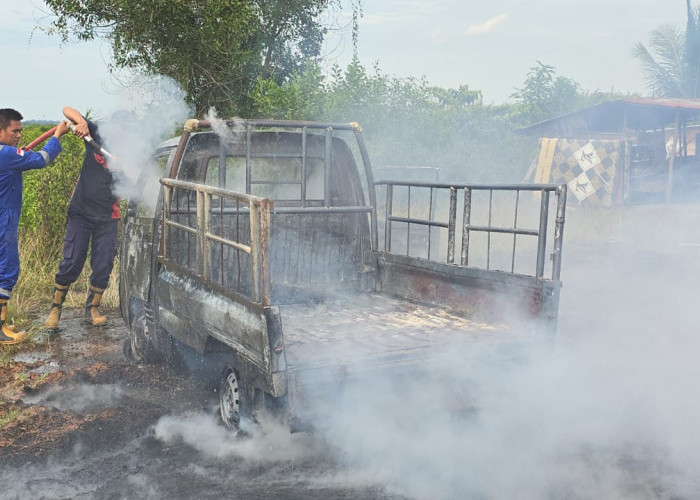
[534,137,558,184]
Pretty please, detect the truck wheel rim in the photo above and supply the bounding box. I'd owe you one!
[219,368,240,429]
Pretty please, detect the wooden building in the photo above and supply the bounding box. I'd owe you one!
[520,97,700,206]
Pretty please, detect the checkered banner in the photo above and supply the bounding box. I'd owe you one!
[535,138,621,206]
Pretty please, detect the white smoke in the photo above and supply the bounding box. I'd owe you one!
[296,204,700,499]
[97,75,193,211]
[205,107,236,137]
[152,411,320,463]
[59,100,697,498]
[21,383,124,412]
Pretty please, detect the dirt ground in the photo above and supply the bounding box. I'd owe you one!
[3,203,700,499]
[0,310,198,459]
[0,309,402,500]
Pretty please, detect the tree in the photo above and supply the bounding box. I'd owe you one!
[43,0,340,117]
[510,61,584,124]
[632,0,700,97]
[686,0,700,97]
[251,56,534,182]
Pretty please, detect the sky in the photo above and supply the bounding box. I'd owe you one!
[0,0,690,121]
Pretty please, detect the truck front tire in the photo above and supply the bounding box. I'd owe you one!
[124,301,164,364]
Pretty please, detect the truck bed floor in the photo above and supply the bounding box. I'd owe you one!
[279,293,531,372]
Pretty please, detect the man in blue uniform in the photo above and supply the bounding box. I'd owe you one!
[43,107,133,331]
[0,108,69,344]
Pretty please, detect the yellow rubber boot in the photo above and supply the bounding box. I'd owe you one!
[0,298,27,345]
[85,286,108,326]
[43,284,70,330]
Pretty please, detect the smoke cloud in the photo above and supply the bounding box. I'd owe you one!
[113,107,699,497]
[11,96,690,497]
[97,75,193,211]
[292,204,700,499]
[136,116,700,497]
[153,412,320,463]
[21,383,124,412]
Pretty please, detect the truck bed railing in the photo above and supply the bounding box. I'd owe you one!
[160,178,272,307]
[376,181,567,280]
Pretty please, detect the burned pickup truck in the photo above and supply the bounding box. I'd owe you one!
[119,119,567,431]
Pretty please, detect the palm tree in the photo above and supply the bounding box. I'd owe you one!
[684,0,700,96]
[632,0,700,97]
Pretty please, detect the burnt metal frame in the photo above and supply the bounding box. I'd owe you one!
[377,181,567,280]
[185,119,380,249]
[161,119,567,309]
[160,120,383,311]
[160,178,273,307]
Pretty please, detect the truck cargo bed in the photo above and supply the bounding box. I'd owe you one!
[280,292,531,373]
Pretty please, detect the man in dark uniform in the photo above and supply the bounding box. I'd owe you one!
[43,107,133,330]
[0,108,69,344]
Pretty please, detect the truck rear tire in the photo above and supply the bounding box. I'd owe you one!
[219,366,243,431]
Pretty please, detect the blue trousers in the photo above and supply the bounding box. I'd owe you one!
[55,214,119,290]
[0,209,20,299]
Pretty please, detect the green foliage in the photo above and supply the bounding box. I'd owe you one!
[43,0,339,117]
[250,58,540,182]
[685,0,700,97]
[36,2,612,184]
[252,63,327,120]
[20,125,83,241]
[510,61,585,125]
[0,409,21,428]
[632,0,700,97]
[633,25,687,97]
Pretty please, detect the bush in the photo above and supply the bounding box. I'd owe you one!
[20,125,84,241]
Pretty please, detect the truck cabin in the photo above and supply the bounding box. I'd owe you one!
[165,123,373,305]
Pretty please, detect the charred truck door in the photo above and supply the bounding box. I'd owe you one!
[120,139,178,361]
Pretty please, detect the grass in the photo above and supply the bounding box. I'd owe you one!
[2,229,120,349]
[0,409,21,428]
[0,349,11,366]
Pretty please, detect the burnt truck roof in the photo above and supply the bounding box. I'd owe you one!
[154,136,180,153]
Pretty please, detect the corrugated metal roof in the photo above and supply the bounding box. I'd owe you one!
[519,98,700,136]
[621,97,700,110]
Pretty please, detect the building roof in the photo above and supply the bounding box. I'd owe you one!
[519,97,700,137]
